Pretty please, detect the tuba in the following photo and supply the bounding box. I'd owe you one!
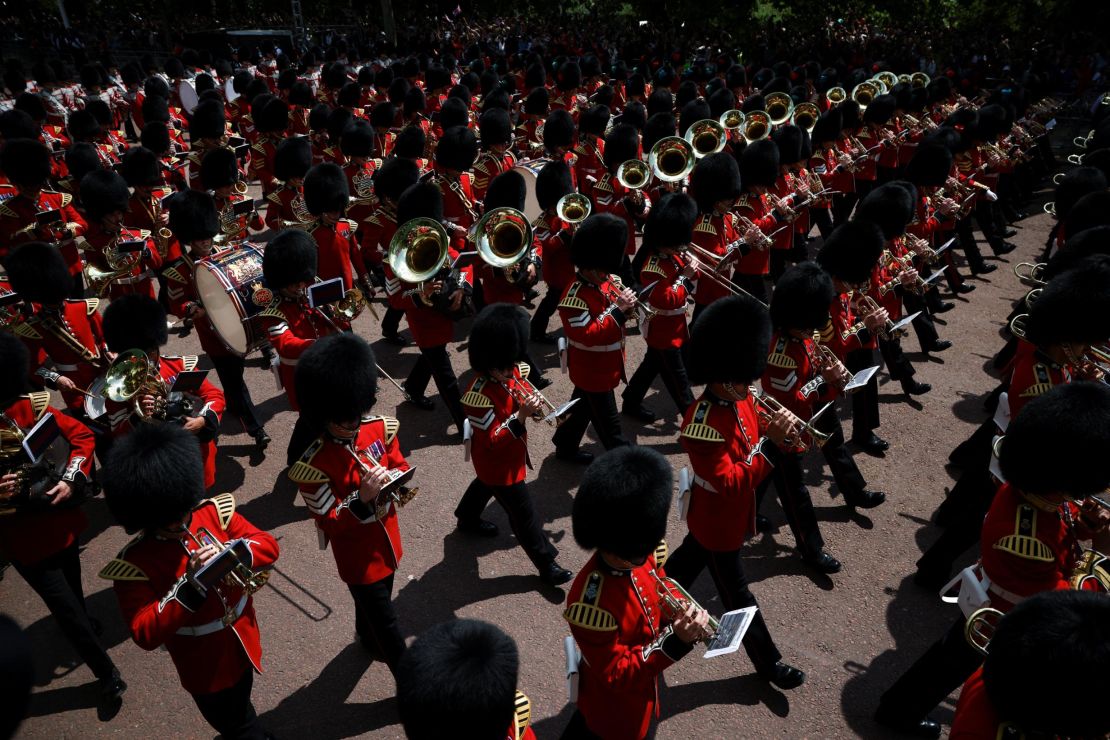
[826,86,847,105]
[791,102,821,134]
[719,109,745,131]
[648,137,695,182]
[616,159,650,190]
[388,218,450,283]
[742,111,771,143]
[910,72,931,89]
[473,207,535,285]
[103,349,176,422]
[684,119,727,158]
[765,92,794,126]
[852,81,880,111]
[556,193,592,224]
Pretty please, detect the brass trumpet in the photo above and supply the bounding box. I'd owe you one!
[556,193,592,224]
[499,376,571,427]
[648,137,695,182]
[684,119,727,158]
[852,293,904,339]
[339,445,419,521]
[750,386,832,450]
[765,92,794,126]
[616,159,650,190]
[1013,262,1047,287]
[808,333,855,394]
[604,274,657,319]
[648,568,719,644]
[185,526,271,595]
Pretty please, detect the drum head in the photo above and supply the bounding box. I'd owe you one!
[195,246,266,355]
[512,159,547,222]
[85,376,107,420]
[195,265,249,354]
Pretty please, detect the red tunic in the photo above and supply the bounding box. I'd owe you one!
[558,277,626,393]
[1007,344,1071,419]
[472,150,516,202]
[101,494,279,695]
[309,219,367,291]
[691,213,740,306]
[343,158,382,228]
[732,192,777,276]
[13,299,108,411]
[762,331,833,419]
[248,135,281,195]
[434,170,479,254]
[77,224,163,300]
[950,668,1003,740]
[0,392,94,565]
[534,211,574,293]
[462,366,532,486]
[0,190,87,275]
[125,188,176,250]
[680,392,772,551]
[638,253,690,350]
[572,137,605,201]
[359,205,398,272]
[592,173,640,255]
[288,417,407,584]
[263,183,310,231]
[256,296,342,409]
[163,250,239,358]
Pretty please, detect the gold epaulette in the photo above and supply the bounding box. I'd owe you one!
[259,306,286,321]
[694,214,717,236]
[162,265,188,284]
[341,218,358,230]
[565,573,618,630]
[993,504,1055,562]
[818,318,836,344]
[531,215,548,229]
[0,201,17,218]
[366,414,400,443]
[266,190,283,205]
[251,141,267,154]
[558,282,588,311]
[642,256,666,278]
[654,540,669,568]
[513,691,531,740]
[767,352,797,369]
[681,401,724,443]
[366,212,383,228]
[288,438,328,484]
[26,391,51,419]
[205,492,237,529]
[736,194,751,208]
[83,298,100,315]
[99,557,149,582]
[56,192,72,207]
[181,355,199,372]
[516,361,531,379]
[593,174,614,194]
[12,321,41,339]
[128,228,151,240]
[461,389,493,409]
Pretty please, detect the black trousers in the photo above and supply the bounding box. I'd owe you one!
[811,207,834,241]
[13,543,117,682]
[902,292,940,351]
[832,192,858,228]
[286,415,319,467]
[846,348,880,438]
[552,387,629,453]
[755,443,825,557]
[813,405,868,497]
[878,337,916,383]
[731,272,769,305]
[622,347,694,417]
[917,469,997,578]
[530,284,562,338]
[769,249,789,283]
[348,574,406,675]
[381,306,404,337]
[405,343,464,431]
[664,533,782,673]
[211,354,262,435]
[192,667,265,740]
[455,479,558,569]
[876,616,983,723]
[974,200,1008,254]
[955,217,990,273]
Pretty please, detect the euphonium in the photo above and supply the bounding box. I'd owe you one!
[791,102,821,134]
[556,193,592,224]
[897,73,912,86]
[742,111,771,143]
[0,415,29,516]
[83,232,143,297]
[648,569,719,644]
[684,119,726,158]
[719,109,745,131]
[387,217,450,283]
[648,136,695,182]
[1013,262,1047,287]
[332,286,367,322]
[1069,548,1110,593]
[103,349,173,422]
[826,86,847,105]
[750,387,831,450]
[765,92,794,126]
[616,159,650,190]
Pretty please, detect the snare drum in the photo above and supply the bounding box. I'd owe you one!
[194,243,270,356]
[511,158,547,222]
[84,375,107,420]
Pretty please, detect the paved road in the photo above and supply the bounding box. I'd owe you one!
[5,179,1058,739]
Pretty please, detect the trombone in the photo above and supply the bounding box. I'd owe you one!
[684,119,727,158]
[498,375,574,427]
[556,193,591,224]
[750,386,832,450]
[764,92,794,126]
[616,159,650,190]
[648,137,695,182]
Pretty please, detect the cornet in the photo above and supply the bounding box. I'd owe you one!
[852,293,904,340]
[750,387,832,450]
[602,274,657,319]
[338,445,419,521]
[648,569,719,644]
[499,376,573,427]
[557,193,592,224]
[186,526,271,597]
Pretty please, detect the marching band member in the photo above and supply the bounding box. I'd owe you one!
[876,383,1110,738]
[433,125,481,254]
[360,156,419,345]
[101,295,225,489]
[77,169,162,300]
[664,294,806,691]
[185,99,230,191]
[770,124,810,280]
[0,333,125,717]
[472,108,516,202]
[100,423,278,739]
[572,104,609,201]
[733,140,784,304]
[397,619,537,740]
[592,123,645,282]
[528,160,577,344]
[119,147,175,254]
[621,192,697,420]
[539,110,578,186]
[162,190,269,448]
[563,446,709,740]
[303,162,371,294]
[551,213,635,462]
[903,140,972,295]
[203,147,263,244]
[689,152,744,320]
[339,118,381,232]
[455,304,572,585]
[248,95,289,196]
[263,135,312,230]
[288,333,410,674]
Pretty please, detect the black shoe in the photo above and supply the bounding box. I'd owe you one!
[954,283,976,294]
[971,263,997,275]
[405,394,436,411]
[381,331,410,347]
[930,301,955,314]
[555,449,594,465]
[1002,228,1017,238]
[992,242,1017,256]
[97,672,126,720]
[845,490,886,509]
[253,428,271,448]
[758,662,805,690]
[531,375,553,390]
[457,517,499,537]
[802,550,842,574]
[622,403,657,423]
[755,514,772,533]
[540,561,574,586]
[901,379,932,396]
[874,709,942,739]
[852,432,889,454]
[924,340,952,353]
[531,331,558,345]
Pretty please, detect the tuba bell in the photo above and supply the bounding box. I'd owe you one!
[473,207,533,274]
[852,81,880,111]
[826,86,847,105]
[616,159,650,190]
[719,109,745,131]
[648,136,695,182]
[387,218,451,283]
[103,349,173,422]
[791,102,821,134]
[684,119,727,158]
[910,72,931,89]
[742,111,771,143]
[556,193,592,224]
[764,92,795,126]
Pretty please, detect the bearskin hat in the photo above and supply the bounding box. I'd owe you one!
[641,113,677,152]
[1053,167,1108,222]
[1045,226,1110,280]
[1024,257,1110,347]
[675,81,699,111]
[5,241,71,305]
[0,332,30,404]
[139,121,171,156]
[141,75,169,101]
[1065,191,1110,238]
[468,303,526,374]
[323,63,349,91]
[199,146,239,191]
[103,295,168,353]
[372,157,419,203]
[481,88,512,114]
[707,88,736,120]
[1000,382,1110,497]
[690,152,741,213]
[336,81,361,109]
[976,104,1007,142]
[890,82,912,111]
[263,229,318,289]
[483,170,526,212]
[402,86,427,118]
[525,63,546,90]
[255,96,290,134]
[64,143,101,183]
[578,105,611,139]
[118,146,161,188]
[339,119,374,159]
[643,192,696,251]
[447,84,473,107]
[740,139,781,189]
[295,333,379,427]
[0,110,36,145]
[770,261,835,330]
[811,109,842,144]
[905,142,953,187]
[523,86,549,116]
[926,77,952,105]
[688,293,771,384]
[80,170,130,221]
[65,109,99,142]
[725,64,747,89]
[556,61,582,92]
[325,108,354,144]
[272,136,312,183]
[772,124,805,165]
[1081,147,1110,181]
[838,99,862,130]
[572,446,673,561]
[13,93,45,124]
[396,619,519,740]
[626,73,646,98]
[855,182,915,240]
[602,123,639,172]
[542,110,575,151]
[535,159,573,211]
[392,125,426,159]
[437,97,467,130]
[478,108,512,147]
[618,102,647,131]
[424,64,451,92]
[193,73,216,96]
[289,80,315,108]
[983,591,1110,739]
[397,181,444,224]
[570,213,627,272]
[231,70,253,94]
[862,94,895,125]
[303,162,350,215]
[307,103,330,134]
[741,93,765,114]
[0,138,49,187]
[141,93,170,124]
[168,190,219,244]
[816,220,886,284]
[435,125,479,172]
[102,423,205,534]
[189,99,226,141]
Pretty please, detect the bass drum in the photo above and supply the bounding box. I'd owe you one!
[511,158,547,222]
[194,243,270,357]
[84,375,108,420]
